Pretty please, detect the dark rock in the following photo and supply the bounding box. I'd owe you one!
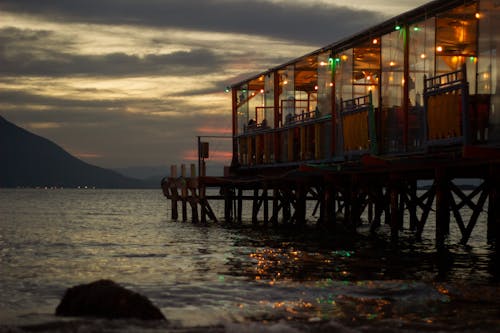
[55,279,166,321]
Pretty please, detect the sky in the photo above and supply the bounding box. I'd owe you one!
[0,0,430,172]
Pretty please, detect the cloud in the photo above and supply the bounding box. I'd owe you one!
[0,28,226,77]
[0,0,387,45]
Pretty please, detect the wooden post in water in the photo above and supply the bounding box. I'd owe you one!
[237,188,243,223]
[408,180,418,231]
[295,184,306,225]
[488,164,499,242]
[224,186,233,223]
[389,176,400,241]
[181,164,187,222]
[170,165,178,220]
[435,168,450,248]
[263,186,269,225]
[252,188,259,225]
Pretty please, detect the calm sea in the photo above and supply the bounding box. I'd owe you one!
[0,188,499,332]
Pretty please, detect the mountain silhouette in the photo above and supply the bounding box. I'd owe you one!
[0,115,149,188]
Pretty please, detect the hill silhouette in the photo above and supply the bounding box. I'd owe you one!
[0,115,150,188]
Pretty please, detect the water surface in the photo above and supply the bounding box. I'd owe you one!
[0,189,499,332]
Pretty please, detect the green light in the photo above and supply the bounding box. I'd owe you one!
[328,56,334,64]
[224,86,230,93]
[335,58,340,63]
[413,27,420,31]
[395,25,401,31]
[470,56,476,63]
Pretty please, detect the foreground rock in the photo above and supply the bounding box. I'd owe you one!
[55,279,166,321]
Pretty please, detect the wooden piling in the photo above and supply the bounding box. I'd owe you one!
[435,168,450,248]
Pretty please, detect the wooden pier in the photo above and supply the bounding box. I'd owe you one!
[162,0,500,249]
[162,147,499,248]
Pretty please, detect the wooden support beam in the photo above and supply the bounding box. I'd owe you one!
[435,168,450,248]
[252,188,259,225]
[488,164,500,242]
[415,183,436,240]
[263,187,269,225]
[237,188,243,224]
[389,177,400,241]
[223,186,233,223]
[270,188,280,225]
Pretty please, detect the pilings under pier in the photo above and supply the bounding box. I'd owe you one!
[161,149,500,248]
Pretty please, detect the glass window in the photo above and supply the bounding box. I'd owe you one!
[335,49,353,104]
[279,65,295,126]
[409,18,435,149]
[353,38,380,107]
[381,29,405,153]
[264,72,275,128]
[478,0,500,142]
[317,51,332,117]
[435,2,478,92]
[236,84,249,135]
[294,56,318,117]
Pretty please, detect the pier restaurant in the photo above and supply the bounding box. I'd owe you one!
[164,0,500,246]
[228,0,499,170]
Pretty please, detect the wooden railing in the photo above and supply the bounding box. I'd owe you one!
[340,92,377,157]
[423,64,470,146]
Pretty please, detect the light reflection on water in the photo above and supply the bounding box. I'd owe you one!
[0,188,499,332]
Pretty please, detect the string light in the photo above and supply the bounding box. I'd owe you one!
[436,46,443,52]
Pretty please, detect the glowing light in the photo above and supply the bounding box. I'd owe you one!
[314,85,318,90]
[372,38,378,45]
[341,55,348,61]
[475,12,481,19]
[320,61,327,66]
[260,89,264,93]
[329,82,333,87]
[224,86,230,93]
[395,25,401,31]
[436,46,443,52]
[413,27,420,31]
[283,80,288,85]
[420,53,426,59]
[389,61,396,67]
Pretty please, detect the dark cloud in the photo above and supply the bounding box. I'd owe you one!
[0,28,225,77]
[0,0,386,45]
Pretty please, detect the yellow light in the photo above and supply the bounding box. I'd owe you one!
[389,61,395,67]
[329,82,333,87]
[260,89,264,93]
[452,56,458,63]
[420,53,426,59]
[475,12,481,19]
[372,38,378,45]
[283,80,288,85]
[314,85,318,90]
[436,46,443,52]
[366,75,371,80]
[341,54,348,61]
[320,61,327,66]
